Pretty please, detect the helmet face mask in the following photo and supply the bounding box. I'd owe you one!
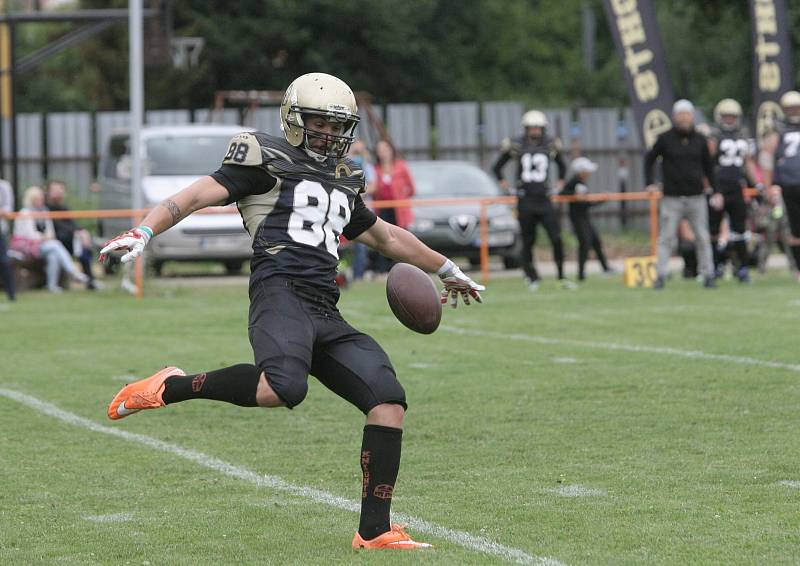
[280,73,360,159]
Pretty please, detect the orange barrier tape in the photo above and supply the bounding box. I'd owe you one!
[7,188,763,295]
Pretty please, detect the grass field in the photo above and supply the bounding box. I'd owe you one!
[2,271,800,565]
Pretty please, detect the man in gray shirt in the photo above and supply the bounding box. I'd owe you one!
[0,179,16,300]
[645,100,717,289]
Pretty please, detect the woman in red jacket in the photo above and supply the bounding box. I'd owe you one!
[373,139,416,272]
[374,139,416,229]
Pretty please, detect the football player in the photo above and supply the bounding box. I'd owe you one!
[760,90,800,282]
[707,99,757,283]
[100,73,484,550]
[492,110,574,290]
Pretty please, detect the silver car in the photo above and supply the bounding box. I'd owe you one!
[405,161,519,268]
[99,125,252,274]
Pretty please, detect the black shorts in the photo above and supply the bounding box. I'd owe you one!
[781,185,800,238]
[248,278,406,413]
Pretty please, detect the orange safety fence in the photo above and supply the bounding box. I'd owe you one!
[4,189,762,297]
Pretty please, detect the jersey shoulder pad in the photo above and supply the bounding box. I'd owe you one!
[335,157,367,192]
[222,132,263,166]
[500,137,520,153]
[549,137,564,152]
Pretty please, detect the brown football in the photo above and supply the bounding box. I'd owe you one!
[386,263,442,334]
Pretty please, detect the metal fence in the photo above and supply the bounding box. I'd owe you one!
[0,102,650,229]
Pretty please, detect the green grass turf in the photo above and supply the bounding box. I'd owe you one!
[2,271,800,565]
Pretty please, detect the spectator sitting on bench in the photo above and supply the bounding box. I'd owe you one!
[46,180,101,290]
[12,186,90,294]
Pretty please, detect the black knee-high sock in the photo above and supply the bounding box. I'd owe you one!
[358,424,402,540]
[161,363,261,407]
[791,245,800,271]
[733,240,749,269]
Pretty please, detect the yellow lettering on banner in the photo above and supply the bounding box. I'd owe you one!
[624,256,657,288]
[643,109,671,148]
[618,11,646,47]
[610,0,638,16]
[634,70,659,102]
[624,47,653,77]
[759,62,780,92]
[754,2,777,35]
[0,23,10,119]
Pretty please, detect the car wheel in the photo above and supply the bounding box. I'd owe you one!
[503,254,521,269]
[152,260,164,276]
[224,260,244,275]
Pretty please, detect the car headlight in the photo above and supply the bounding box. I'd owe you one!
[490,215,517,230]
[410,219,435,233]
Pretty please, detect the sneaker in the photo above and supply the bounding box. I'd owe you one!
[561,279,578,290]
[120,278,138,295]
[107,366,185,420]
[352,524,432,550]
[524,278,540,292]
[653,277,665,290]
[703,276,717,289]
[736,267,751,284]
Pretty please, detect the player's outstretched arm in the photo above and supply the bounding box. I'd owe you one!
[99,176,230,263]
[356,218,485,307]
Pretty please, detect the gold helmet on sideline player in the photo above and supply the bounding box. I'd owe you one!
[521,110,548,130]
[713,98,742,131]
[280,73,360,158]
[780,90,800,125]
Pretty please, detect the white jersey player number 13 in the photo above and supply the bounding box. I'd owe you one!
[287,180,352,258]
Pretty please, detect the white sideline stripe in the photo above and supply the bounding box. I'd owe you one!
[439,326,800,374]
[0,388,562,566]
[84,512,133,523]
[548,485,607,498]
[778,480,800,489]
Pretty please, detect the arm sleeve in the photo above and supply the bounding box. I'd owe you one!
[343,194,378,240]
[644,136,663,185]
[553,151,567,180]
[702,139,716,189]
[210,164,277,205]
[492,146,512,181]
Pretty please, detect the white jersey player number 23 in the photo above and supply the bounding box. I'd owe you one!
[287,180,352,258]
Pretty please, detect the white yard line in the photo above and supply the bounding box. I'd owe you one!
[777,480,800,489]
[0,388,562,566]
[548,485,607,497]
[439,326,800,374]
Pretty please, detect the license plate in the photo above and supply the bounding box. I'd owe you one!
[472,232,514,247]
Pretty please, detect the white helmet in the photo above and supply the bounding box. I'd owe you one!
[280,73,360,158]
[780,90,800,124]
[521,110,548,129]
[713,98,742,131]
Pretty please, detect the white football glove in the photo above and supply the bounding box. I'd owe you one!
[437,259,485,308]
[99,226,153,264]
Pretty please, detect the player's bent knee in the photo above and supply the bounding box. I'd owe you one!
[367,402,405,428]
[273,378,308,409]
[256,372,287,408]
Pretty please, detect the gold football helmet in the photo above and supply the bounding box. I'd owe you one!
[280,73,360,158]
[780,90,800,124]
[521,110,548,129]
[713,98,742,131]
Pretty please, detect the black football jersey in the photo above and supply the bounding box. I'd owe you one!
[775,122,800,187]
[492,135,566,206]
[210,132,377,298]
[710,126,753,185]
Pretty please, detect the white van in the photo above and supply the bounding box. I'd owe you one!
[99,125,253,274]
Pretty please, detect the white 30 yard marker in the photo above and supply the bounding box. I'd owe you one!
[0,388,563,566]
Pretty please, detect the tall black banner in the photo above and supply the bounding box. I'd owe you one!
[750,0,794,139]
[602,0,674,148]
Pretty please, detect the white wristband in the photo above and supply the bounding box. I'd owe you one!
[437,259,455,276]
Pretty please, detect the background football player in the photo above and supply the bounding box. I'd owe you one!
[759,90,800,283]
[492,110,574,291]
[99,73,484,551]
[707,98,757,283]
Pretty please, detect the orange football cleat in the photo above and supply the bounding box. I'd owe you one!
[107,366,185,420]
[352,524,432,550]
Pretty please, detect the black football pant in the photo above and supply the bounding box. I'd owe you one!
[569,210,609,280]
[0,232,15,300]
[518,203,564,281]
[708,187,748,271]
